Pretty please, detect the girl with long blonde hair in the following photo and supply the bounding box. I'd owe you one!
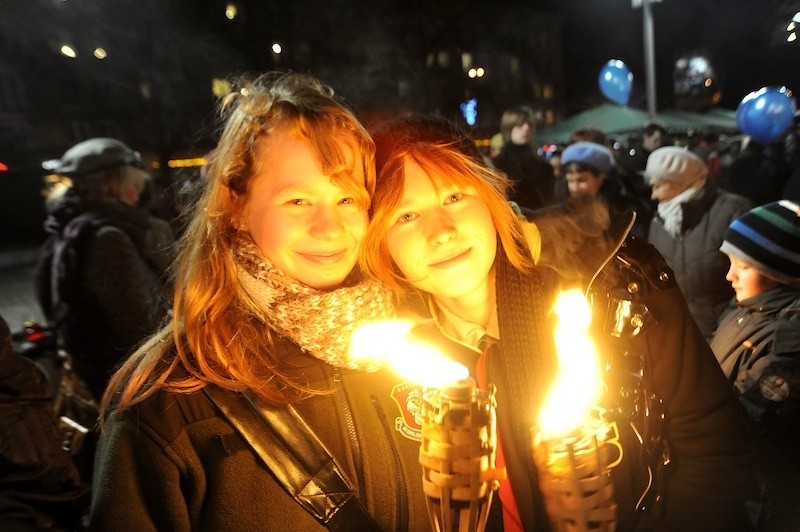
[90,73,430,531]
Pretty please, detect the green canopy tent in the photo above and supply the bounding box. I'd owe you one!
[536,104,739,144]
[536,104,651,144]
[657,107,739,131]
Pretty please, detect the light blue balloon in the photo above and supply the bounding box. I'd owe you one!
[598,60,633,106]
[736,86,797,145]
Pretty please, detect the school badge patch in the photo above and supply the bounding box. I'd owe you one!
[390,382,424,441]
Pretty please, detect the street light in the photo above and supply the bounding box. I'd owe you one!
[632,0,662,120]
[60,44,77,58]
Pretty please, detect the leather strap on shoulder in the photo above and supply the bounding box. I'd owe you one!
[203,387,380,531]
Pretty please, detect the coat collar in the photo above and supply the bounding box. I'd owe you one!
[679,181,718,232]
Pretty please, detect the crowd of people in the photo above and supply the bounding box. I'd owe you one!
[2,71,798,531]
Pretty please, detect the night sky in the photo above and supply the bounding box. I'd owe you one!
[4,0,798,113]
[1,0,799,245]
[541,0,800,111]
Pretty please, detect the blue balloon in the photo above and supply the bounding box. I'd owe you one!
[598,60,633,106]
[736,86,797,145]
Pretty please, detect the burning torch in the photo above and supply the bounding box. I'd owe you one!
[532,289,620,532]
[351,321,504,532]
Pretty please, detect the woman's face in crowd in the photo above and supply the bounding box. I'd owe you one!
[725,254,782,301]
[385,158,497,304]
[565,166,604,198]
[649,179,688,202]
[510,121,533,145]
[242,134,368,290]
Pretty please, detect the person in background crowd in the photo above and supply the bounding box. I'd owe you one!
[720,137,793,207]
[783,166,800,201]
[362,114,754,532]
[782,110,800,173]
[547,147,563,181]
[569,126,654,228]
[621,121,669,176]
[492,105,556,212]
[489,132,505,159]
[710,200,800,531]
[560,141,614,199]
[35,137,175,401]
[690,132,723,183]
[569,126,608,146]
[559,141,650,238]
[645,146,752,339]
[0,313,87,531]
[90,72,430,531]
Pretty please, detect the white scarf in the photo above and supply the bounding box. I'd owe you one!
[657,178,706,237]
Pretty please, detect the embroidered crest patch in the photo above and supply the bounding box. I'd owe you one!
[390,382,423,441]
[759,375,790,402]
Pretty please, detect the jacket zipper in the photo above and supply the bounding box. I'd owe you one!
[332,367,367,504]
[370,395,409,532]
[586,210,636,294]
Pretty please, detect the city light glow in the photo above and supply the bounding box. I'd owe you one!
[60,44,77,58]
[93,47,107,59]
[271,43,282,54]
[225,3,238,20]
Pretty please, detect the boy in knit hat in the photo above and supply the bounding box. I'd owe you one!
[710,199,800,530]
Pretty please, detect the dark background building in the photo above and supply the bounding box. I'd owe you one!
[0,0,566,245]
[1,0,799,245]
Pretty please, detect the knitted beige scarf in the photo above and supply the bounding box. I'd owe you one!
[233,235,393,372]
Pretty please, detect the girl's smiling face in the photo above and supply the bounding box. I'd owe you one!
[385,158,497,305]
[241,134,368,290]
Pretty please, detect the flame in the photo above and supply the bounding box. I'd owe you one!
[350,320,469,387]
[538,289,603,439]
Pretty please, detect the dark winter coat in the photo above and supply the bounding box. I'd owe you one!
[720,141,792,206]
[711,286,800,421]
[412,221,754,531]
[89,338,432,531]
[710,286,800,529]
[493,143,557,211]
[0,314,86,531]
[36,189,174,398]
[647,183,752,339]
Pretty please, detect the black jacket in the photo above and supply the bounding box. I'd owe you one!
[0,314,86,531]
[412,218,754,531]
[90,339,432,531]
[36,189,174,398]
[494,143,557,211]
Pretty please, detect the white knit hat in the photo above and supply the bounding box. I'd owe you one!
[642,146,706,185]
